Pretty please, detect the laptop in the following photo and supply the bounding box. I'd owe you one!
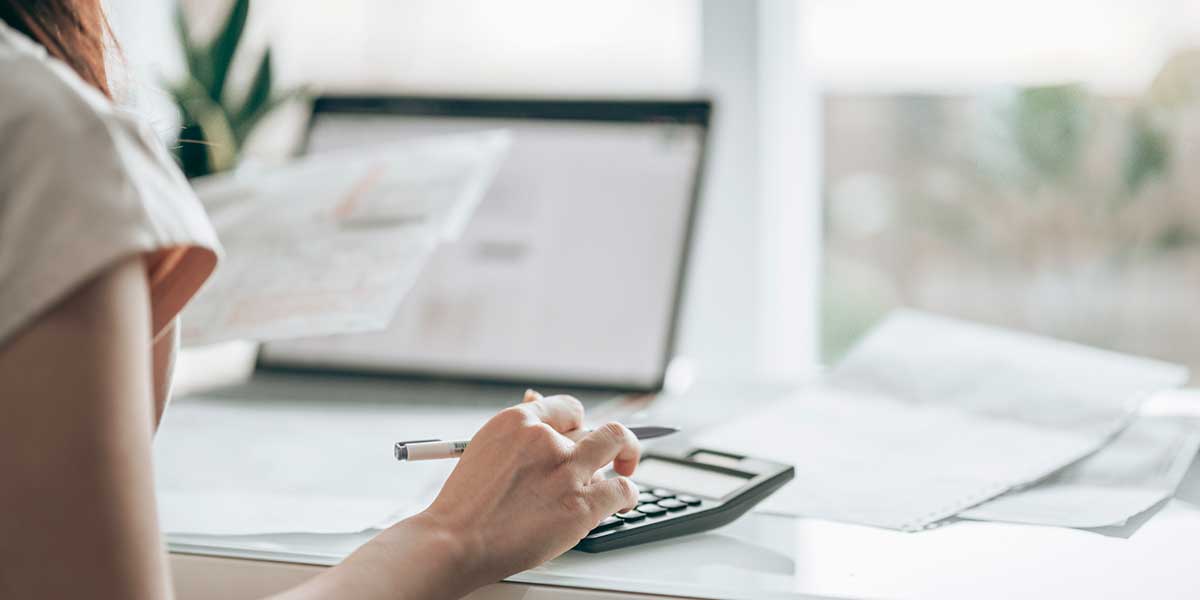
[202,95,711,409]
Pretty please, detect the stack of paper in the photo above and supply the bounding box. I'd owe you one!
[959,414,1200,528]
[181,131,510,346]
[697,310,1190,531]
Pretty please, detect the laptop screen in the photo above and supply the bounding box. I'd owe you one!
[258,97,709,392]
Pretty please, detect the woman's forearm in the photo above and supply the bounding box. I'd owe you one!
[150,318,178,428]
[272,514,481,600]
[0,258,172,599]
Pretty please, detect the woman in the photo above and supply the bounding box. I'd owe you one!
[0,2,641,598]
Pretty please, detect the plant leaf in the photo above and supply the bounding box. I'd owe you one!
[175,121,211,178]
[169,73,214,123]
[232,87,307,145]
[174,5,213,93]
[171,74,238,174]
[193,101,239,173]
[235,48,273,127]
[173,5,192,51]
[208,0,249,102]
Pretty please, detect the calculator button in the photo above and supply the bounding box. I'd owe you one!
[637,492,659,504]
[651,488,676,499]
[677,495,702,506]
[616,510,646,522]
[657,498,687,511]
[589,516,622,534]
[635,483,652,493]
[637,503,668,517]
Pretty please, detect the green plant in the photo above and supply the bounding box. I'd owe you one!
[170,0,302,178]
[999,83,1170,199]
[982,81,1189,260]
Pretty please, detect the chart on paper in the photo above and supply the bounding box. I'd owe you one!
[181,131,510,346]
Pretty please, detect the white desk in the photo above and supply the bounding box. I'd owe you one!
[164,381,1200,599]
[169,491,1200,599]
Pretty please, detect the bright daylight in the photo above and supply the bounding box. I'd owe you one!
[1,1,1198,599]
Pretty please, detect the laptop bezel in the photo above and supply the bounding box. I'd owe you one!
[254,94,712,395]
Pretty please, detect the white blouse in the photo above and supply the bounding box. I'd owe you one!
[0,21,221,347]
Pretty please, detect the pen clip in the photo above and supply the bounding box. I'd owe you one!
[395,439,442,446]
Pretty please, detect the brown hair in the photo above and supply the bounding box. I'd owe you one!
[0,0,114,98]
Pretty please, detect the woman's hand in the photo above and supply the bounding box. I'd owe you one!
[297,392,641,600]
[418,391,641,583]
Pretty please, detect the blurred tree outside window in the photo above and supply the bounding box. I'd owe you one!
[813,1,1200,379]
[821,53,1200,379]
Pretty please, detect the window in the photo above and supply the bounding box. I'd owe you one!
[107,1,1198,379]
[812,1,1200,378]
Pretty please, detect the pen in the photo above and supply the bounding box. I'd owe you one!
[394,425,679,462]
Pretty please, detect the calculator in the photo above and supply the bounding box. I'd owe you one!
[574,445,794,553]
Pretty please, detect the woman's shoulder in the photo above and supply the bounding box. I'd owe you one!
[0,21,208,230]
[0,22,221,345]
[0,21,116,143]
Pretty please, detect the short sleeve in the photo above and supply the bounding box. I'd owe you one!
[0,45,221,347]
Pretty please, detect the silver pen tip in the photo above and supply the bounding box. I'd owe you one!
[631,426,680,440]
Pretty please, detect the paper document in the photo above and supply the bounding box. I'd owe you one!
[696,310,1188,531]
[157,491,408,536]
[959,414,1200,528]
[181,131,510,346]
[153,394,497,535]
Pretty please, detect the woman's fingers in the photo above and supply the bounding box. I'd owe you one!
[585,476,639,518]
[563,428,589,443]
[571,422,641,477]
[518,393,584,434]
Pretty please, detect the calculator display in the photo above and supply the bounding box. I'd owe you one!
[634,458,750,499]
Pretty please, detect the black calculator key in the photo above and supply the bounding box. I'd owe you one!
[637,503,667,516]
[657,498,687,511]
[574,451,795,553]
[589,516,622,534]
